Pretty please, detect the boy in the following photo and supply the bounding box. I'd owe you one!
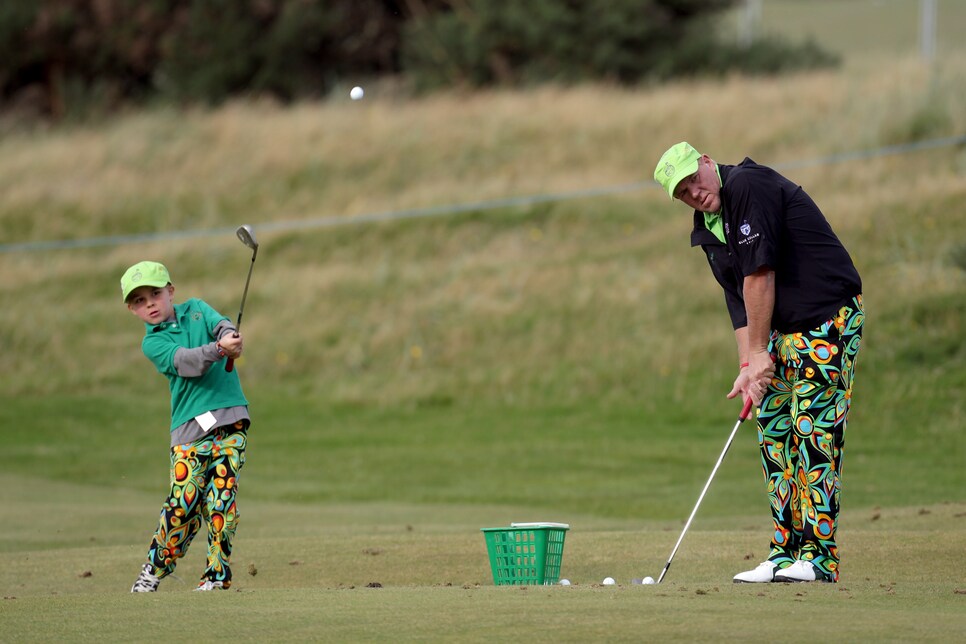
[121,260,251,592]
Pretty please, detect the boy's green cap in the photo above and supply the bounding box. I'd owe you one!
[654,142,702,200]
[120,261,171,302]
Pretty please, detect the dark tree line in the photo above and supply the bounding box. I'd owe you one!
[0,0,836,119]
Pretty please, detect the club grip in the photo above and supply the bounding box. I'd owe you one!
[739,397,754,421]
[223,330,240,372]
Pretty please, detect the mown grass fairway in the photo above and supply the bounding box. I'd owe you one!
[2,475,965,642]
[2,8,966,640]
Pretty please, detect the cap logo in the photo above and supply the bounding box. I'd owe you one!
[663,162,675,177]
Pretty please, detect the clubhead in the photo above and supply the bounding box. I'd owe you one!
[236,225,258,251]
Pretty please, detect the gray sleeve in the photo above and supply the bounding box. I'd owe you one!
[173,320,238,377]
[215,320,237,340]
[174,343,224,377]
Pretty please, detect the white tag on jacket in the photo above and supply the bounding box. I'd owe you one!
[195,411,217,433]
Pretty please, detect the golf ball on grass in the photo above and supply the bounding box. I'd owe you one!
[602,577,616,586]
[559,579,571,586]
[643,576,656,585]
[350,86,364,100]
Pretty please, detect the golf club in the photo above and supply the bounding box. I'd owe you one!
[225,224,259,372]
[654,396,754,584]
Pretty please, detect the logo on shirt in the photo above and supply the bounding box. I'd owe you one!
[192,311,202,321]
[724,223,730,235]
[738,220,760,246]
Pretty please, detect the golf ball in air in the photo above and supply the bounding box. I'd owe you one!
[643,576,656,585]
[350,86,364,100]
[559,579,571,586]
[602,577,616,586]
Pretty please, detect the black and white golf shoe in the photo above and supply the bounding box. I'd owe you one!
[130,563,160,593]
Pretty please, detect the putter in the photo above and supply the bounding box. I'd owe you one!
[654,396,754,584]
[225,224,259,372]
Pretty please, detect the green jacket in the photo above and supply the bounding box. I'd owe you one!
[142,298,248,431]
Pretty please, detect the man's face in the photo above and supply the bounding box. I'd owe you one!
[673,155,721,213]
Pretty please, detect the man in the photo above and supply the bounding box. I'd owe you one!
[653,142,864,583]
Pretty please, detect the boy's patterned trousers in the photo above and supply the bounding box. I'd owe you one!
[144,421,248,587]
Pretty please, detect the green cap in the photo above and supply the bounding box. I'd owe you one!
[120,261,171,302]
[654,142,702,200]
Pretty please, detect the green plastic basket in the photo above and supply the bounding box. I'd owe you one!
[481,522,570,585]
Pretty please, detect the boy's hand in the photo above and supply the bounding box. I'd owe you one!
[218,333,244,359]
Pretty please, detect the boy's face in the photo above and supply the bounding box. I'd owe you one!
[126,284,175,324]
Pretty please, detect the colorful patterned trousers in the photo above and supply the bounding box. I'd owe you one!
[145,421,248,587]
[757,295,863,581]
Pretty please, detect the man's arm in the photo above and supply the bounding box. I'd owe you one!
[728,326,757,406]
[734,326,750,367]
[743,267,775,357]
[728,268,776,405]
[744,268,776,404]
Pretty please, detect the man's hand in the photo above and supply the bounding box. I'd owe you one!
[727,350,775,406]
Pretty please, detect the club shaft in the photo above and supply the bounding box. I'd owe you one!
[656,399,753,584]
[235,254,256,329]
[225,243,258,373]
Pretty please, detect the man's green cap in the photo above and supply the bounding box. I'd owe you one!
[120,261,171,302]
[654,142,702,200]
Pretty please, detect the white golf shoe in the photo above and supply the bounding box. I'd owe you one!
[773,560,835,583]
[194,580,228,591]
[732,560,778,583]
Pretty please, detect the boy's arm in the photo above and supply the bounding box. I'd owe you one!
[173,343,227,377]
[173,320,239,377]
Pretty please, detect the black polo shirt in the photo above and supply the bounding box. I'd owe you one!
[690,158,862,333]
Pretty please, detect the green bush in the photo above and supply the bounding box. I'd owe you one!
[721,37,841,75]
[0,0,839,115]
[401,0,837,90]
[156,0,403,104]
[156,0,266,104]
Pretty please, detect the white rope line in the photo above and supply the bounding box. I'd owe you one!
[2,134,964,254]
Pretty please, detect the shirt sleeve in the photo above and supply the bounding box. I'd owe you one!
[142,332,180,376]
[215,319,237,340]
[195,299,232,334]
[700,246,748,330]
[722,286,747,330]
[725,171,782,277]
[171,315,237,377]
[173,343,224,377]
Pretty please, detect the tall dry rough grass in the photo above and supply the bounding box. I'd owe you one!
[0,55,964,411]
